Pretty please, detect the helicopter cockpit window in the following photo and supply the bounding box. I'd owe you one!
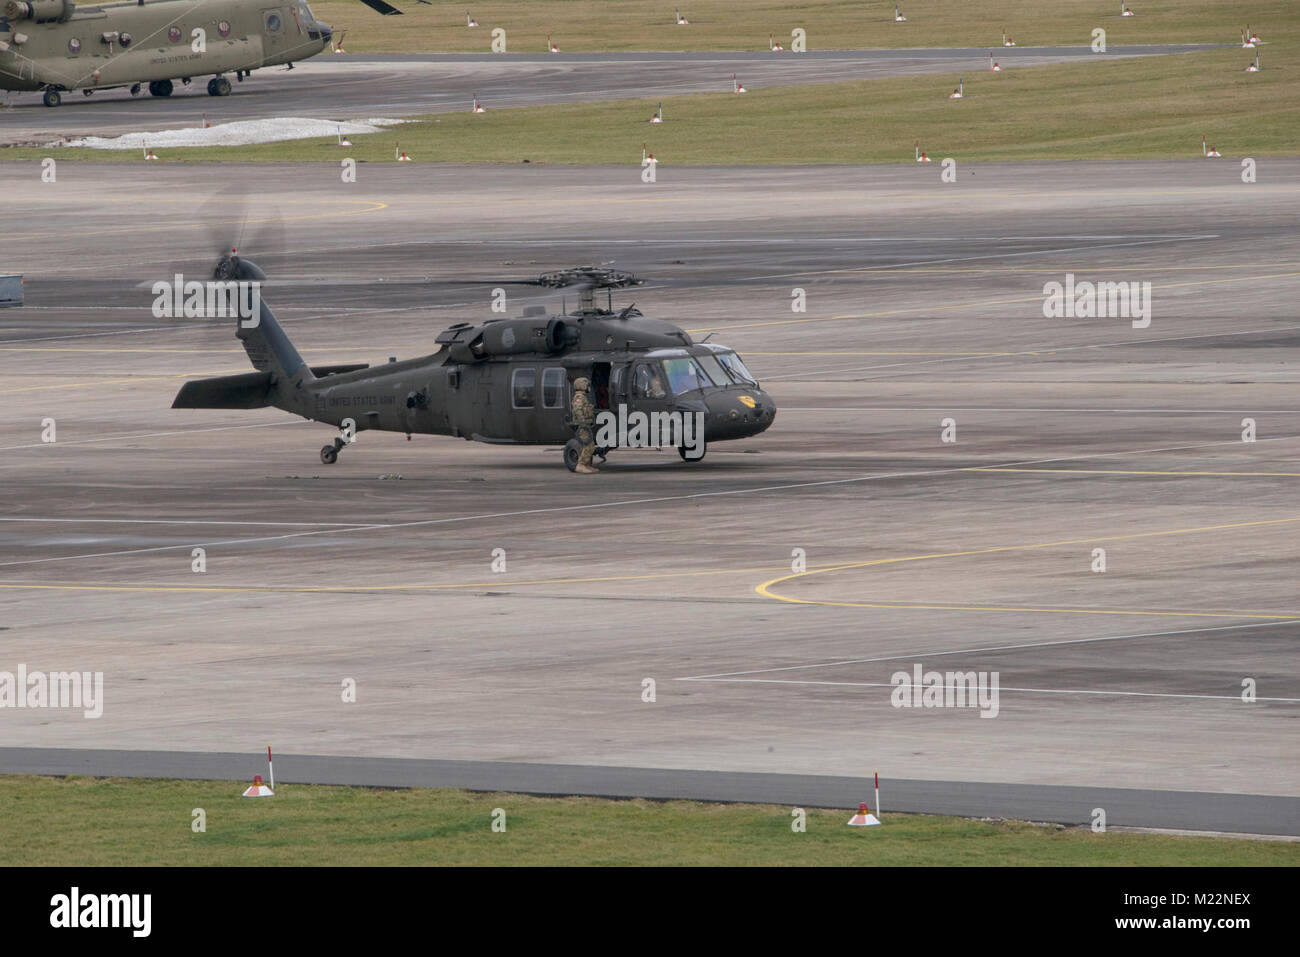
[511,368,536,409]
[632,363,667,400]
[300,1,316,20]
[694,354,731,387]
[716,352,757,386]
[662,357,710,396]
[541,367,566,409]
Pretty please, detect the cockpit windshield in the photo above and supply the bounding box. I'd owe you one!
[300,2,316,22]
[662,357,711,395]
[715,351,757,386]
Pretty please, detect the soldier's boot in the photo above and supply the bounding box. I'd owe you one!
[574,463,599,474]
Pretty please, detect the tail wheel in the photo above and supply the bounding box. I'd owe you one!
[320,445,338,465]
[563,438,582,472]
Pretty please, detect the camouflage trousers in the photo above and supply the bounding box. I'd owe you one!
[576,426,595,467]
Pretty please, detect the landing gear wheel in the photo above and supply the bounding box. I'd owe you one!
[207,76,231,96]
[82,89,93,97]
[563,438,582,472]
[679,441,706,463]
[320,444,338,465]
[42,89,61,108]
[148,79,173,98]
[130,84,141,97]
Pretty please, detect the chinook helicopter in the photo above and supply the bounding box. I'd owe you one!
[0,0,412,107]
[171,255,777,471]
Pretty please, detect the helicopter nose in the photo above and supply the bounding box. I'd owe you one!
[707,388,776,440]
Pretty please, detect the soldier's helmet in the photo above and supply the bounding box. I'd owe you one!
[573,377,590,391]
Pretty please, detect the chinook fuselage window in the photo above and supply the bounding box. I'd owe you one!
[512,368,536,408]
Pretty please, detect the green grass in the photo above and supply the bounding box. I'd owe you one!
[309,0,1293,53]
[10,43,1296,165]
[1,775,1296,865]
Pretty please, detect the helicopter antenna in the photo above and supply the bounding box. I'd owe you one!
[617,302,637,320]
[701,331,716,342]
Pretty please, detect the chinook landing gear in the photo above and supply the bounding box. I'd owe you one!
[320,436,346,465]
[148,79,173,98]
[130,83,141,96]
[42,89,61,108]
[207,76,232,97]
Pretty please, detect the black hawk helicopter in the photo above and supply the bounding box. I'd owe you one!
[172,253,776,471]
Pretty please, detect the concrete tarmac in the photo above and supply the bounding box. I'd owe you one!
[1,158,1298,833]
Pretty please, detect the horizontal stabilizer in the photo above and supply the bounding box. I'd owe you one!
[172,371,273,409]
[357,0,403,15]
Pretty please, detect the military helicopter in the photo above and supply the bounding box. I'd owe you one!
[172,254,777,471]
[0,0,414,107]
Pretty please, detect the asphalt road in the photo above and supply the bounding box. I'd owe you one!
[1,158,1298,834]
[4,747,1296,836]
[0,45,1215,144]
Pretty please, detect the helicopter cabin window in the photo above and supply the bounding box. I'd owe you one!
[632,363,667,400]
[511,368,536,409]
[541,368,566,409]
[265,11,283,32]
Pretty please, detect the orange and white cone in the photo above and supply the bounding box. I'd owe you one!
[847,802,881,826]
[143,144,158,161]
[548,34,559,53]
[915,139,932,162]
[769,33,783,51]
[649,102,662,123]
[472,93,485,113]
[396,141,412,161]
[733,73,746,94]
[466,11,477,27]
[1003,30,1015,47]
[989,52,1000,72]
[242,774,274,798]
[894,4,906,22]
[1202,135,1220,158]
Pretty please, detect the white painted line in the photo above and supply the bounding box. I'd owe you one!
[778,408,1300,415]
[677,619,1300,680]
[674,676,1300,703]
[0,421,298,452]
[0,517,377,528]
[2,434,1293,568]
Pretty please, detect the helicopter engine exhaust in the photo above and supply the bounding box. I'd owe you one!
[3,0,73,21]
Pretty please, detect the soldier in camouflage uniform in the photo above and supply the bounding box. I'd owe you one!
[570,376,599,474]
